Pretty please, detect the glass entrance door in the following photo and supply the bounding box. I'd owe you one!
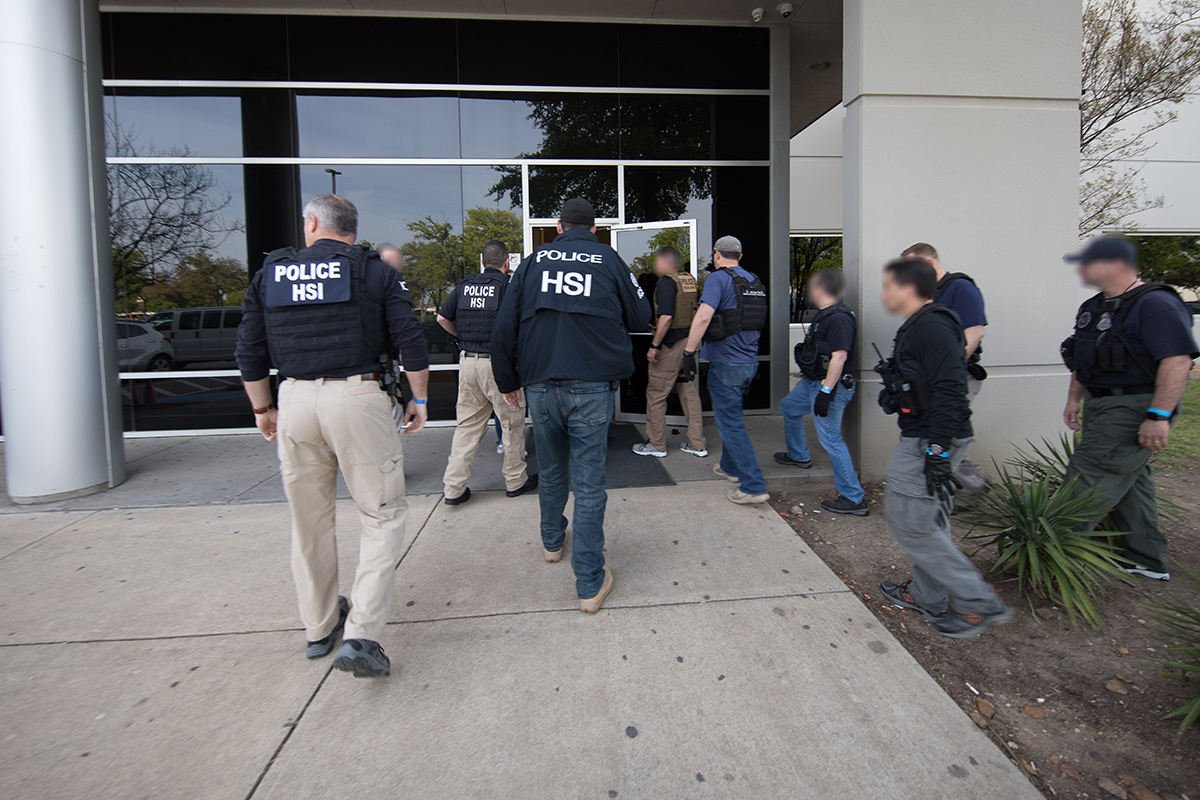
[607,219,699,424]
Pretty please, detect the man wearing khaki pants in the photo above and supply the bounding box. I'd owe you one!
[236,194,430,679]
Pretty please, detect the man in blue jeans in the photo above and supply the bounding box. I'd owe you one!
[492,198,651,612]
[681,236,769,505]
[776,269,869,516]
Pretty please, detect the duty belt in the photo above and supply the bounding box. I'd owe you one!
[1086,384,1155,398]
[461,351,490,359]
[315,372,380,382]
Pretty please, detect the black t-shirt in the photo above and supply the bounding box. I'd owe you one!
[814,309,855,378]
[655,277,687,346]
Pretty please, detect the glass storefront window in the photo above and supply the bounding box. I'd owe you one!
[459,94,620,160]
[527,166,619,219]
[296,94,461,159]
[105,93,243,158]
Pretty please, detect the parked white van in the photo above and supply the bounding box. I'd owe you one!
[145,307,242,367]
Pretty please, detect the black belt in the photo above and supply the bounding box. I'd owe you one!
[461,351,490,359]
[1086,384,1155,398]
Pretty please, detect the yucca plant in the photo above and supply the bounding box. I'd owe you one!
[1142,567,1200,736]
[960,468,1130,628]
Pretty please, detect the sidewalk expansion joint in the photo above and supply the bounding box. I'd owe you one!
[0,509,102,562]
[0,626,305,649]
[243,661,335,800]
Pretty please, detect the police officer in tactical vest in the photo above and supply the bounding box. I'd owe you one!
[1061,236,1198,581]
[901,243,989,501]
[680,236,769,505]
[492,198,651,613]
[236,194,431,678]
[437,240,537,505]
[633,246,708,460]
[777,269,869,516]
[875,257,1014,639]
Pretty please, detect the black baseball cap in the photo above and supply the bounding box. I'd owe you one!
[560,198,596,226]
[1064,236,1137,265]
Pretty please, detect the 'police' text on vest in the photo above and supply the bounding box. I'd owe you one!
[265,260,352,307]
[462,282,498,308]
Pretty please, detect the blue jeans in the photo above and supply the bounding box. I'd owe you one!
[706,362,767,495]
[525,380,612,599]
[780,377,865,504]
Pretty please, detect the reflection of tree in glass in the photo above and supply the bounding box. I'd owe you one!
[107,119,244,312]
[790,237,842,323]
[401,207,523,319]
[140,253,248,311]
[1134,235,1200,293]
[488,97,711,220]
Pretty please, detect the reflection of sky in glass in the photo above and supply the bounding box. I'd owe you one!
[297,95,460,158]
[459,97,544,158]
[105,95,242,157]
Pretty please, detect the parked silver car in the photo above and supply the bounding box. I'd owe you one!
[116,320,174,372]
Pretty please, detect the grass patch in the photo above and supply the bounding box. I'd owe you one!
[1164,377,1200,461]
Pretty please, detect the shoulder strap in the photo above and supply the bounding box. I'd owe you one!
[895,303,959,346]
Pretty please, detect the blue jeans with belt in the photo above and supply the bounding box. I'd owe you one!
[780,377,865,504]
[525,380,612,599]
[706,362,767,495]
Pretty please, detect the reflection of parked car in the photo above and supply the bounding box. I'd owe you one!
[145,307,242,367]
[117,321,174,372]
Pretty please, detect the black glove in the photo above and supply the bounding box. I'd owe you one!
[678,350,698,383]
[813,385,835,417]
[924,447,961,502]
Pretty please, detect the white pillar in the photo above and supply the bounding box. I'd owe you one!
[842,0,1083,479]
[769,23,792,411]
[0,0,125,502]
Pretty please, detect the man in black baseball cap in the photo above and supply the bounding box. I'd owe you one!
[1060,235,1198,582]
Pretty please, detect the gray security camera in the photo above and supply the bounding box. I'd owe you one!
[751,7,765,22]
[777,2,795,18]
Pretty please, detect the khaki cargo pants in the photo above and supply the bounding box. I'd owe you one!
[443,352,529,497]
[645,339,705,452]
[277,376,409,643]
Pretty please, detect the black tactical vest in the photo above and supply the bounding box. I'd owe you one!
[795,303,855,380]
[261,244,384,379]
[881,303,965,414]
[704,268,767,341]
[1061,283,1178,390]
[454,270,509,350]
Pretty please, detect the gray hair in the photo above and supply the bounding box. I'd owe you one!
[303,193,358,237]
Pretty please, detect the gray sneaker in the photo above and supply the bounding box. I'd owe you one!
[306,596,350,659]
[333,638,391,678]
[932,605,1015,639]
[680,442,709,458]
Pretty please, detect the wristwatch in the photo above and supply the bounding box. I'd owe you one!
[252,403,276,415]
[925,443,948,458]
[648,342,662,350]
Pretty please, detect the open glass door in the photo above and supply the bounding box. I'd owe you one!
[608,219,699,424]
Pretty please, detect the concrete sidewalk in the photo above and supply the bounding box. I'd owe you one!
[0,424,1039,799]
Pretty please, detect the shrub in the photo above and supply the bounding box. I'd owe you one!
[1142,567,1200,736]
[960,467,1129,628]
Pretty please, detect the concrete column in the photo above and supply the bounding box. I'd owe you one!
[842,0,1083,479]
[768,22,791,412]
[0,0,125,502]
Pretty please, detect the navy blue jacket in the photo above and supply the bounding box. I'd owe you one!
[492,227,652,393]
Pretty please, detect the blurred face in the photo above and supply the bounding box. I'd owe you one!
[807,279,831,308]
[880,270,913,315]
[380,248,401,271]
[652,255,678,277]
[1077,258,1132,290]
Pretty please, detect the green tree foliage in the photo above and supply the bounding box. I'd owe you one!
[790,237,842,322]
[140,253,248,311]
[460,206,524,267]
[1133,235,1200,292]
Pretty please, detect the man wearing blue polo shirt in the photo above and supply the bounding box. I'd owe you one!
[681,236,769,505]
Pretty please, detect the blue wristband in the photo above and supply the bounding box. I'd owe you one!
[1147,407,1170,418]
[820,385,833,394]
[414,398,427,405]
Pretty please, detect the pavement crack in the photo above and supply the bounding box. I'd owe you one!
[0,627,304,648]
[394,495,443,570]
[243,661,334,800]
[0,509,102,562]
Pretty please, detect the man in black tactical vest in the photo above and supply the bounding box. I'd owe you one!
[681,236,769,505]
[875,258,1014,639]
[901,243,989,501]
[777,269,868,516]
[492,198,651,613]
[437,240,537,505]
[236,194,431,678]
[633,246,707,459]
[1061,236,1198,581]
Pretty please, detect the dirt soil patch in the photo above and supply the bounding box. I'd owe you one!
[770,457,1200,800]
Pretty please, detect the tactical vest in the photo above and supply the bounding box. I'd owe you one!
[704,268,767,341]
[454,270,509,349]
[261,244,384,379]
[1061,283,1178,390]
[654,272,698,329]
[876,304,965,415]
[794,303,855,380]
[933,272,984,362]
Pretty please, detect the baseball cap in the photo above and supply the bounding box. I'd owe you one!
[560,198,596,226]
[713,235,743,254]
[1064,236,1137,265]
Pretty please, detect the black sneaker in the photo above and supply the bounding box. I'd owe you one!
[306,596,350,659]
[932,605,1015,639]
[333,638,391,678]
[879,580,942,621]
[773,452,812,469]
[444,487,471,506]
[822,496,870,516]
[506,474,539,498]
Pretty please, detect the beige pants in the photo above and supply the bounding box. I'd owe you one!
[645,338,706,452]
[277,376,409,643]
[442,354,529,497]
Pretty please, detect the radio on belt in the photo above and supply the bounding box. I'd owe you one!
[265,259,352,306]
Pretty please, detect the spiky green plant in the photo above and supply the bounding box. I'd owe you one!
[1142,567,1200,736]
[960,468,1129,628]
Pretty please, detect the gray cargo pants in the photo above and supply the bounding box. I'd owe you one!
[884,435,1004,615]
